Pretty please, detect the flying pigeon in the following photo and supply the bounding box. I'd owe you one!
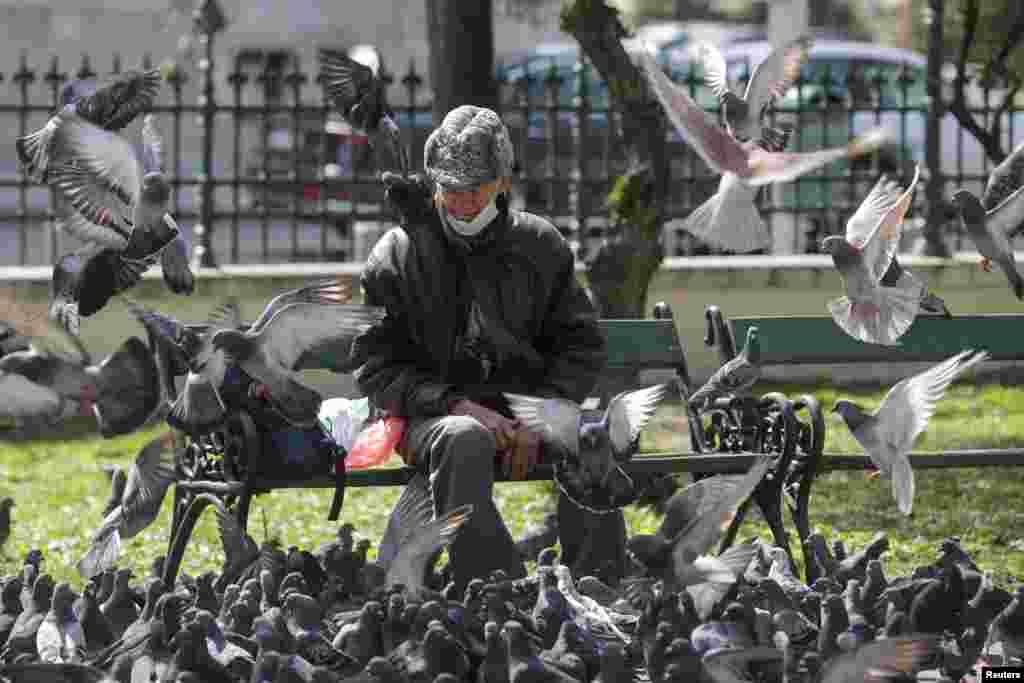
[636,48,891,187]
[0,295,160,435]
[505,384,667,491]
[952,184,1024,300]
[76,430,180,578]
[832,349,989,515]
[821,166,924,346]
[689,325,760,410]
[319,47,409,177]
[983,139,1024,213]
[694,35,811,143]
[208,302,388,428]
[15,68,163,182]
[624,454,773,595]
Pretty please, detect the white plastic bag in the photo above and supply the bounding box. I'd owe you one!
[317,397,371,453]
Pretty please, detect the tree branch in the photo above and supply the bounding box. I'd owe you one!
[989,14,1024,80]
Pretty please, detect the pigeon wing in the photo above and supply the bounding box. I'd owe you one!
[140,114,164,174]
[212,497,258,572]
[0,373,63,419]
[704,645,784,683]
[48,164,134,248]
[318,48,376,116]
[205,298,243,333]
[503,393,581,457]
[55,117,142,212]
[744,126,890,186]
[694,42,732,98]
[386,504,473,593]
[54,196,131,251]
[657,474,747,540]
[983,141,1024,210]
[123,431,179,510]
[871,350,989,455]
[248,279,352,334]
[819,635,940,683]
[73,68,162,132]
[636,49,750,175]
[605,383,668,456]
[376,472,436,572]
[743,36,812,115]
[845,166,920,284]
[985,181,1024,238]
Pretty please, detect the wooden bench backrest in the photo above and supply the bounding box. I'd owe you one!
[729,314,1024,365]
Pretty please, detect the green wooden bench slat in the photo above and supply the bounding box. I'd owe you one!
[300,318,686,373]
[731,314,1024,365]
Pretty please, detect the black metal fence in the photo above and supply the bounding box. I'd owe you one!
[1,39,1022,267]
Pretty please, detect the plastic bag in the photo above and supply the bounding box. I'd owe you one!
[345,415,405,471]
[318,397,371,452]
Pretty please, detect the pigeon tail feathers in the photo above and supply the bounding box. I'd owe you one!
[77,527,121,579]
[890,454,915,516]
[827,276,923,346]
[681,184,770,253]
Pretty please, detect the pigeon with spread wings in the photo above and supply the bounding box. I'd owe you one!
[833,349,989,515]
[208,302,387,428]
[695,35,811,143]
[821,166,924,346]
[636,48,891,188]
[319,47,409,178]
[504,384,668,492]
[15,68,163,182]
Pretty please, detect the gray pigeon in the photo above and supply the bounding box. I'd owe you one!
[821,167,923,345]
[0,498,13,556]
[695,35,812,143]
[636,48,891,186]
[832,349,989,515]
[505,384,667,490]
[15,68,162,182]
[624,454,773,596]
[76,430,180,578]
[208,302,388,428]
[210,498,260,591]
[319,47,409,177]
[689,326,760,410]
[817,635,939,683]
[952,184,1024,300]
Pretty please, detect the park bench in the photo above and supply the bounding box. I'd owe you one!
[160,301,827,587]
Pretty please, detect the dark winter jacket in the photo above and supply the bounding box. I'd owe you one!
[352,204,606,424]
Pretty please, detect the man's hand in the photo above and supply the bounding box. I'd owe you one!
[449,399,517,452]
[505,427,541,481]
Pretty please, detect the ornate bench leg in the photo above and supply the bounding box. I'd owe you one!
[788,394,825,584]
[162,493,220,589]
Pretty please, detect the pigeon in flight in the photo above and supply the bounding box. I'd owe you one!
[504,384,668,490]
[636,48,891,187]
[832,349,989,515]
[983,139,1024,212]
[880,256,952,319]
[16,67,163,182]
[76,430,180,578]
[821,166,924,345]
[319,46,409,177]
[952,183,1024,300]
[694,35,812,143]
[208,302,387,429]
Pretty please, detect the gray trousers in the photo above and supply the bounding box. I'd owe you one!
[403,414,628,591]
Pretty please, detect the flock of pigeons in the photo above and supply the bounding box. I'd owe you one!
[0,34,1017,683]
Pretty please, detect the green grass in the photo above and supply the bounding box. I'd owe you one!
[2,379,1023,588]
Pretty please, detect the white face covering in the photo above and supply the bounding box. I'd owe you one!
[440,192,501,237]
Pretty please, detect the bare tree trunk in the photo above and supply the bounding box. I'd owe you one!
[923,0,951,257]
[425,0,498,121]
[560,1,668,319]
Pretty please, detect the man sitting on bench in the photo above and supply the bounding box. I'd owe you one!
[349,105,621,590]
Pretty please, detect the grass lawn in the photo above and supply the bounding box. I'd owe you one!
[1,377,1022,588]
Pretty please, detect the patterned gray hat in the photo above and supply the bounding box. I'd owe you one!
[423,105,514,191]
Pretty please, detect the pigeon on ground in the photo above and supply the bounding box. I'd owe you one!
[832,349,989,515]
[821,166,923,346]
[76,431,180,578]
[695,36,812,143]
[624,455,773,597]
[0,662,108,682]
[0,296,160,435]
[505,384,667,491]
[952,184,1024,299]
[45,114,193,329]
[319,47,409,177]
[879,256,952,319]
[209,302,387,428]
[15,68,162,182]
[689,326,761,410]
[36,582,85,664]
[636,48,891,186]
